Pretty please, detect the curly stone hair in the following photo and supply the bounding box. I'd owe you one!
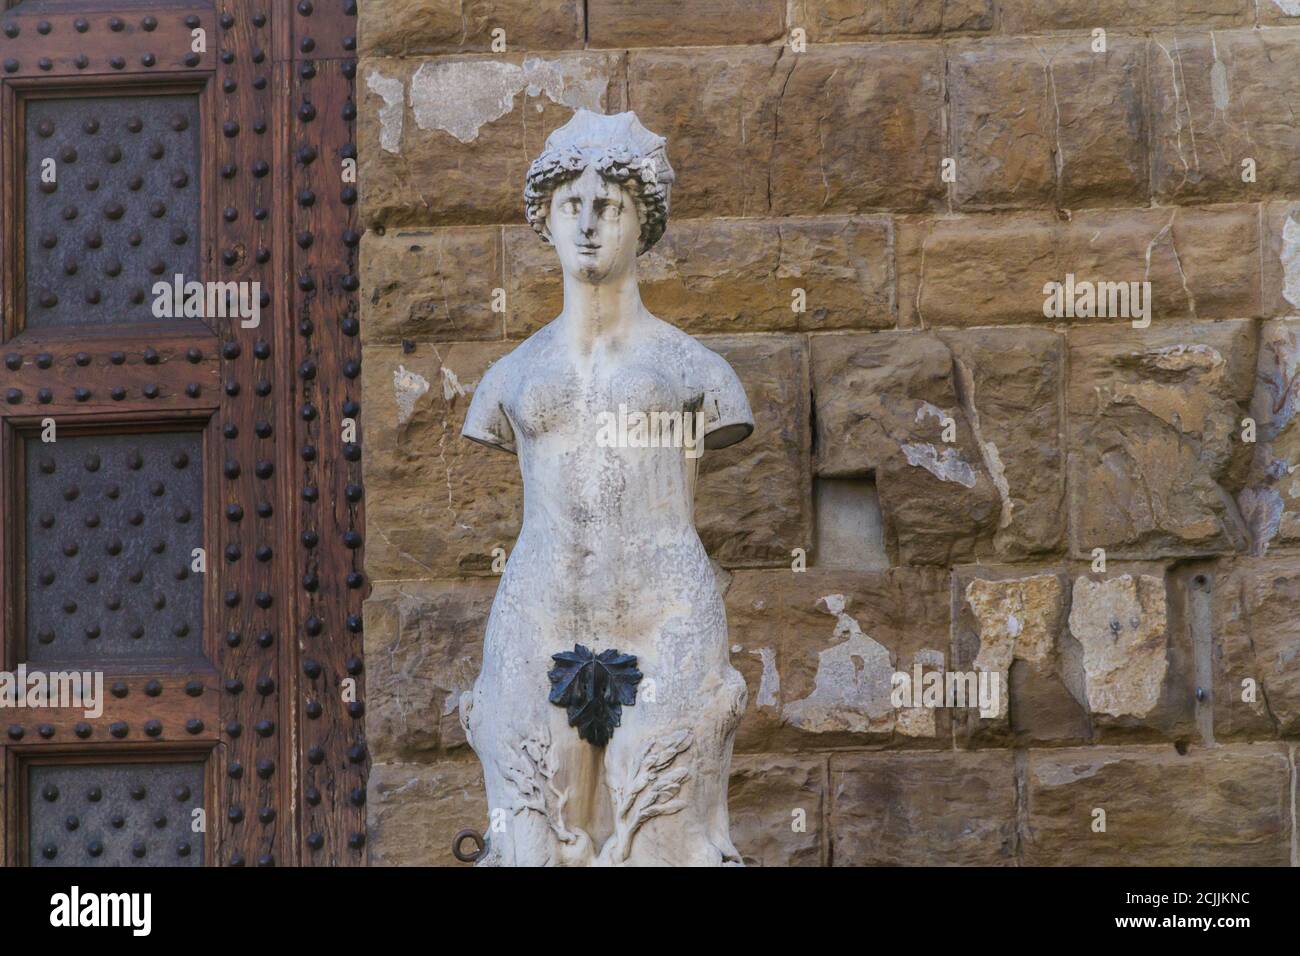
[523,111,675,256]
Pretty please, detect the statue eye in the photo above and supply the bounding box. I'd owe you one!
[599,203,622,220]
[560,198,581,215]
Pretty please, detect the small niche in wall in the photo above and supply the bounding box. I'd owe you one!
[813,477,890,570]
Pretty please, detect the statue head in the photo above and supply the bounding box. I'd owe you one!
[524,110,675,283]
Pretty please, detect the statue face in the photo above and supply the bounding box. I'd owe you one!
[547,164,641,284]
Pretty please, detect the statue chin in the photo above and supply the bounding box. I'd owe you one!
[571,257,618,284]
[455,109,755,867]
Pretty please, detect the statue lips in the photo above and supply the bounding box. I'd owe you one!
[547,644,643,746]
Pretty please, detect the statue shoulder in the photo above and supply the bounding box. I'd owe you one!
[463,346,528,455]
[684,337,754,451]
[476,327,552,393]
[648,323,734,381]
[668,334,740,396]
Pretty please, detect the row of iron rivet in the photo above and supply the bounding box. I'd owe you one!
[290,0,367,859]
[0,1,359,72]
[209,1,365,865]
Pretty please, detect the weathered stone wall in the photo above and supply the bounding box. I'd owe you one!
[359,0,1300,865]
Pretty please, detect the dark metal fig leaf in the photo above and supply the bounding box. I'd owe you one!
[547,644,643,746]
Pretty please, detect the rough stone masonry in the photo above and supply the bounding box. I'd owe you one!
[359,0,1300,866]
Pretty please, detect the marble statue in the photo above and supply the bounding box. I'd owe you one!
[458,110,754,866]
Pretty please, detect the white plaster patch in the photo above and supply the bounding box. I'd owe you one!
[1032,758,1118,788]
[895,648,945,737]
[1146,342,1224,373]
[914,401,948,425]
[409,57,609,143]
[1239,485,1285,555]
[901,442,978,488]
[782,595,895,734]
[392,365,430,425]
[822,593,849,616]
[1068,574,1168,719]
[750,647,779,709]
[914,648,944,669]
[1271,0,1300,16]
[1282,215,1300,309]
[954,359,1013,527]
[440,366,467,401]
[366,70,406,154]
[981,439,1013,527]
[1210,59,1230,112]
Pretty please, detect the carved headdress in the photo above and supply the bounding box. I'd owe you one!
[524,110,676,255]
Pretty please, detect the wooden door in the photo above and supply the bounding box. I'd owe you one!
[0,0,364,867]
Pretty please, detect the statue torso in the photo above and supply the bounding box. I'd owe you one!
[463,316,750,661]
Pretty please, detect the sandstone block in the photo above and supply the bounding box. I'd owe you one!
[1000,0,1249,32]
[799,0,994,39]
[768,43,945,214]
[1262,201,1300,319]
[1067,320,1256,559]
[898,205,1260,328]
[725,568,952,752]
[1062,206,1260,323]
[368,760,488,866]
[359,0,584,56]
[589,0,786,47]
[362,342,522,580]
[629,44,946,219]
[365,580,498,761]
[1211,558,1300,738]
[728,755,827,866]
[830,751,1017,865]
[1023,744,1292,865]
[627,47,784,220]
[811,331,999,564]
[812,330,1062,563]
[938,328,1065,558]
[1150,27,1300,203]
[360,227,503,345]
[1238,320,1300,553]
[948,37,1149,209]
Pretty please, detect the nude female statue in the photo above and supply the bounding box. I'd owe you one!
[458,110,754,866]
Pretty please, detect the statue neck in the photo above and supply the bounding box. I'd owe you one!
[559,271,646,354]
